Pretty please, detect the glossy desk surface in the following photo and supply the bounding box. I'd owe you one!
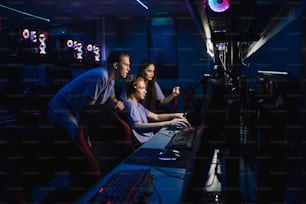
[75,128,190,204]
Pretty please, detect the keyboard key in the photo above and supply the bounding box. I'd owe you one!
[165,127,196,150]
[92,169,153,204]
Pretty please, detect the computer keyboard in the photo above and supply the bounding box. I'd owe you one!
[165,127,196,150]
[91,169,153,204]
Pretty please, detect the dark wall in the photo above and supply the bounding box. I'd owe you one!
[240,18,303,89]
[102,14,210,89]
[98,14,211,111]
[2,9,304,113]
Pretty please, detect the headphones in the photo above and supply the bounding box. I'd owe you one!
[128,74,137,89]
[125,75,138,95]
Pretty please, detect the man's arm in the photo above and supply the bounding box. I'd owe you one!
[109,95,125,111]
[77,95,96,119]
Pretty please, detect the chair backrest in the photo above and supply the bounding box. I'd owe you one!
[116,114,133,153]
[80,104,135,175]
[77,113,133,178]
[116,111,142,151]
[169,96,179,113]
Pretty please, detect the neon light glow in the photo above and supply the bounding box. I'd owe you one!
[87,44,93,52]
[22,28,48,55]
[66,39,83,60]
[67,40,101,63]
[87,44,101,62]
[30,31,37,42]
[22,29,30,39]
[93,45,101,62]
[66,39,74,48]
[135,0,149,10]
[207,0,230,13]
[0,4,50,22]
[38,33,47,55]
[74,41,83,60]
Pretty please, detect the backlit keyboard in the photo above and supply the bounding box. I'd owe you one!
[91,169,153,204]
[165,127,196,150]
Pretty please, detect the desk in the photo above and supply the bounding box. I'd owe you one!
[75,127,190,204]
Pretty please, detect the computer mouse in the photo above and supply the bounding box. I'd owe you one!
[183,120,192,127]
[175,124,185,129]
[176,120,191,129]
[158,149,182,161]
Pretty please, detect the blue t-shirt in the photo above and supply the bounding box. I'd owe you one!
[123,99,154,143]
[48,67,115,118]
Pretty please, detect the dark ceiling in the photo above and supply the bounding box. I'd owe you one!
[0,0,190,27]
[0,0,297,28]
[0,0,304,60]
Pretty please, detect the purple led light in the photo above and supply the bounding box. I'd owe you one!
[213,29,227,33]
[208,0,230,12]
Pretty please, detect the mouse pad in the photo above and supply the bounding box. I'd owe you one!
[124,148,189,168]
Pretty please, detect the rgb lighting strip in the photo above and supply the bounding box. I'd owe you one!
[207,0,230,13]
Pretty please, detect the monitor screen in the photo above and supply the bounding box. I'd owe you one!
[181,79,227,203]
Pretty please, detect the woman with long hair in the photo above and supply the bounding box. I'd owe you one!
[121,60,180,112]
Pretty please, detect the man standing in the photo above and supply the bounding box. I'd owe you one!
[48,50,130,140]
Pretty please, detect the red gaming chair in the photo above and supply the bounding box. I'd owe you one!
[80,104,134,176]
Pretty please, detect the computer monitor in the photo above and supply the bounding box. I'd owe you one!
[180,79,227,203]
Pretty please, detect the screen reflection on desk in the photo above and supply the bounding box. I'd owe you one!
[75,127,190,204]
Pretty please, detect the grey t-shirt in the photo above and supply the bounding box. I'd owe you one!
[48,67,115,118]
[123,99,154,143]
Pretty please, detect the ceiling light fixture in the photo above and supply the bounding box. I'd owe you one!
[0,4,50,22]
[136,0,149,10]
[205,0,230,13]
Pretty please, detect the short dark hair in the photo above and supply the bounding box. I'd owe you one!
[106,50,130,68]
